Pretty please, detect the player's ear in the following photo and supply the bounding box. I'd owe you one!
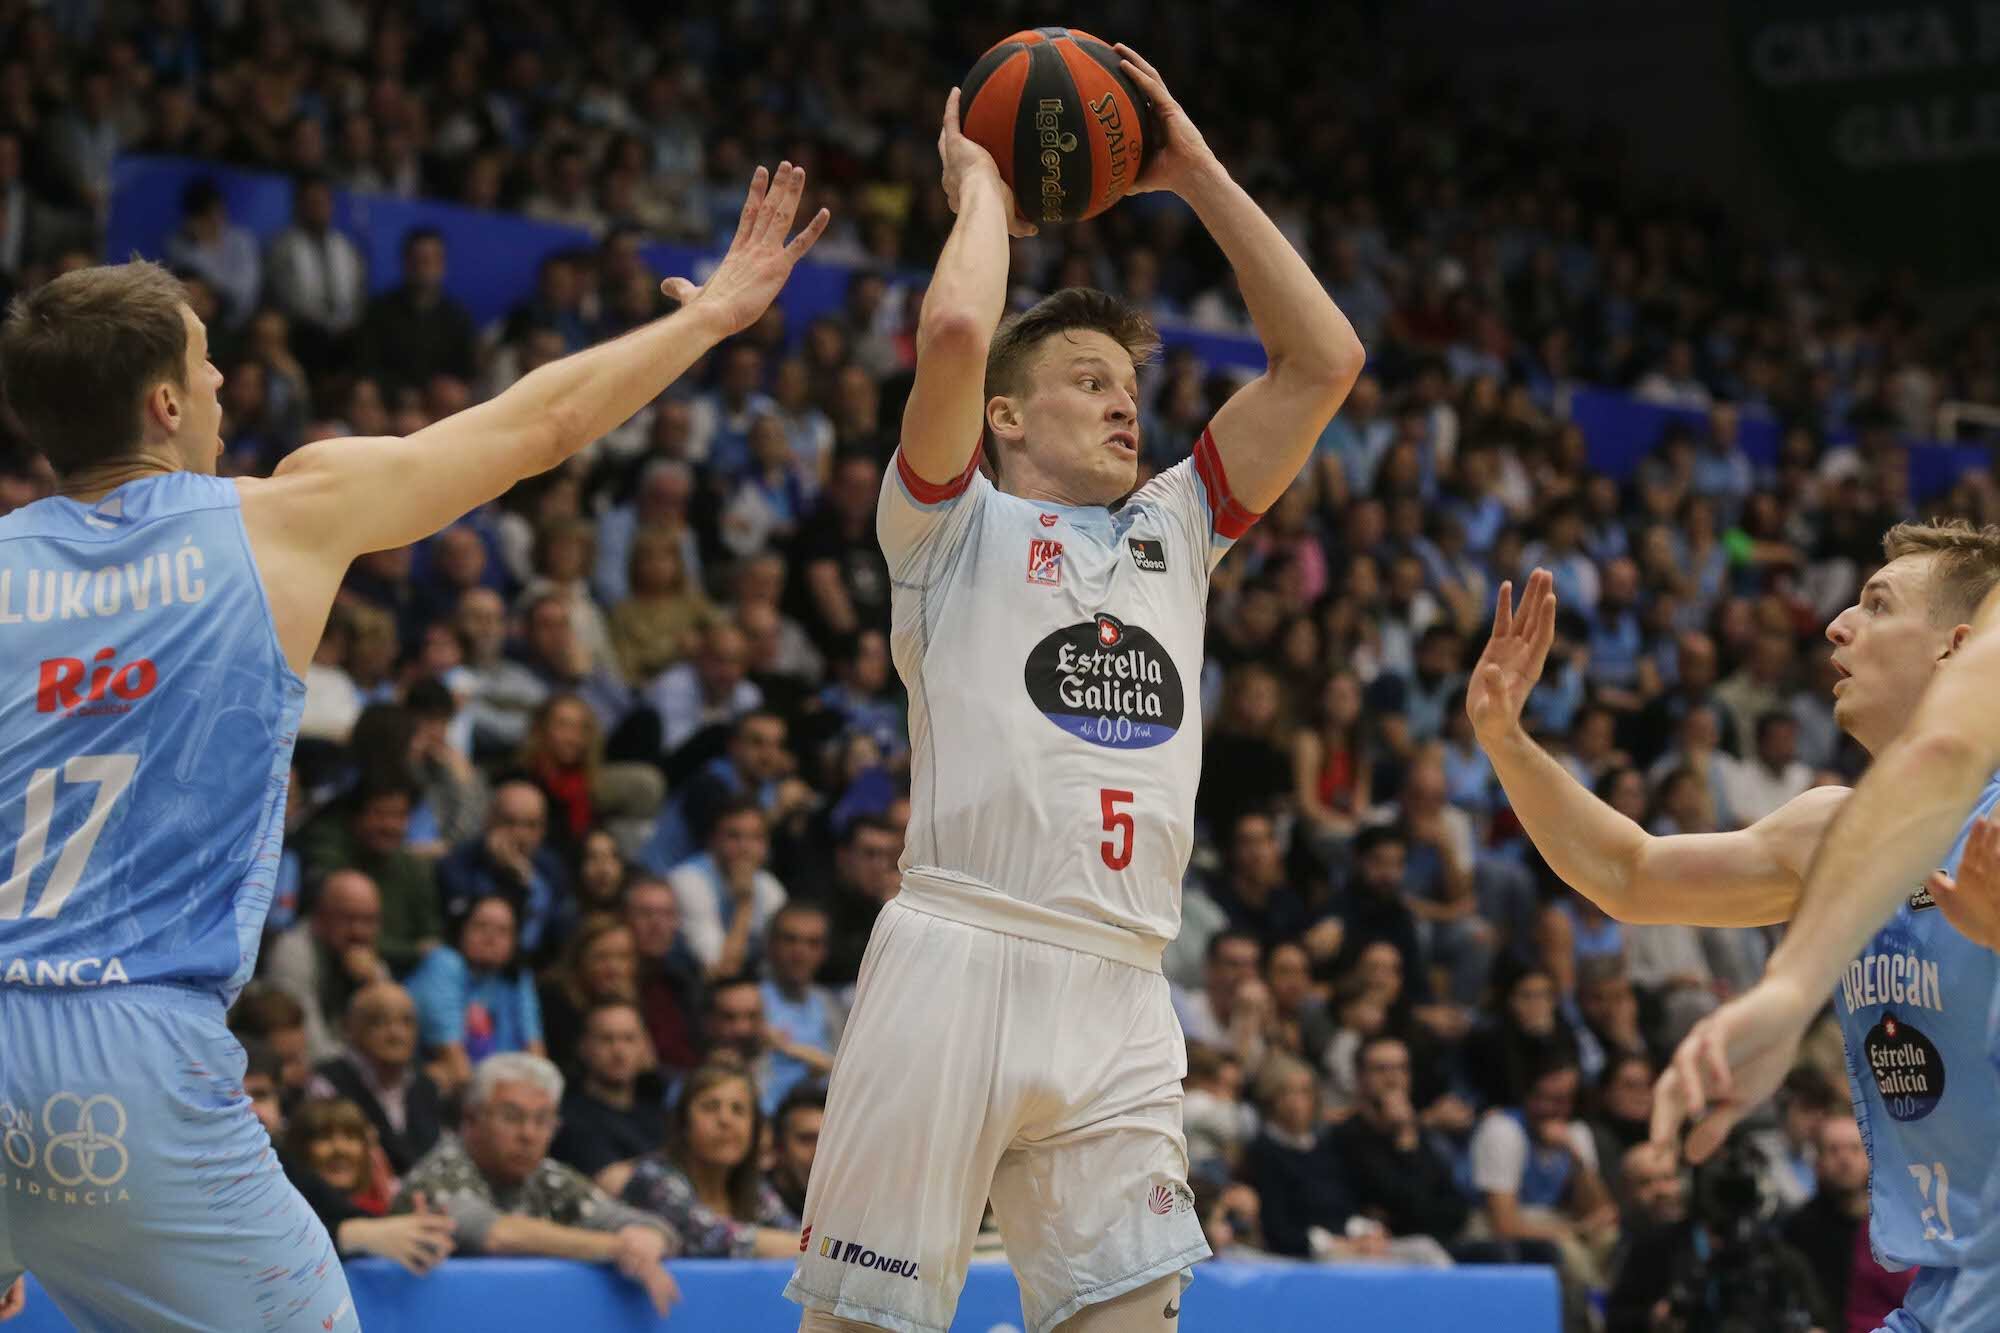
[986,393,1025,445]
[145,378,181,435]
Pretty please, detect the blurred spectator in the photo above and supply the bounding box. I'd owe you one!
[609,528,717,684]
[1198,665,1295,840]
[641,620,764,762]
[438,779,572,962]
[307,981,446,1175]
[622,875,706,1077]
[667,798,788,981]
[765,1081,825,1220]
[287,1096,396,1216]
[1750,1065,1844,1215]
[1327,1034,1472,1248]
[639,710,809,879]
[1175,929,1271,1078]
[550,999,667,1182]
[228,983,313,1106]
[264,173,366,372]
[604,1061,799,1258]
[1781,1114,1872,1333]
[758,901,843,1112]
[395,1054,680,1315]
[1468,1055,1618,1293]
[296,777,441,974]
[814,814,902,989]
[264,867,392,1063]
[1208,810,1317,951]
[538,913,640,1071]
[789,451,890,646]
[164,177,259,324]
[701,976,776,1104]
[404,893,546,1095]
[455,588,548,759]
[355,227,476,395]
[517,693,663,859]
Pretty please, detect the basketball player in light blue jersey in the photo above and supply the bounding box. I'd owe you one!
[1649,550,2000,1333]
[0,165,826,1330]
[1471,521,2000,1332]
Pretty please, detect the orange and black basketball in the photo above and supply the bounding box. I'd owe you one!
[960,27,1155,226]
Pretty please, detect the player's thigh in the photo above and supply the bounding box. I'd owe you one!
[990,968,1207,1333]
[787,904,1019,1331]
[0,992,356,1332]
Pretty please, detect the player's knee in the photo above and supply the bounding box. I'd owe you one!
[798,1311,893,1332]
[1056,1272,1185,1331]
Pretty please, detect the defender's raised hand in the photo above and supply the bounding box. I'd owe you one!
[1651,973,1815,1164]
[661,163,829,335]
[1114,43,1219,196]
[1467,569,1558,744]
[1929,814,2000,949]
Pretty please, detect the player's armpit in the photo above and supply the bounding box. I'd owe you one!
[1619,787,1846,927]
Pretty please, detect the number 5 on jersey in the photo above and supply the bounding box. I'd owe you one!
[1100,789,1134,871]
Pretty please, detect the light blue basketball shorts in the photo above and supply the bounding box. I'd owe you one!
[0,984,357,1332]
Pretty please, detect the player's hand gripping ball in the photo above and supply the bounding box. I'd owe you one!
[959,27,1156,226]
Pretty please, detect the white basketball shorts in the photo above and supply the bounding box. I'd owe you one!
[784,869,1209,1333]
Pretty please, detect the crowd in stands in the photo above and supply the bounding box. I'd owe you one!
[4,0,1996,1328]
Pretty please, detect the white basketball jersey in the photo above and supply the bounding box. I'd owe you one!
[878,428,1257,943]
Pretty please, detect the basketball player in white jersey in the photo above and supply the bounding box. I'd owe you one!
[784,46,1364,1333]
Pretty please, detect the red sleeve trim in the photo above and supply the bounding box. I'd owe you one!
[895,441,983,505]
[1192,425,1262,541]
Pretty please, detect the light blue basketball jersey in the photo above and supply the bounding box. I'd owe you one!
[1834,775,2000,1274]
[0,473,302,1004]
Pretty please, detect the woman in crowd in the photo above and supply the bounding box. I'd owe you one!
[604,1062,799,1258]
[405,893,545,1093]
[538,911,640,1070]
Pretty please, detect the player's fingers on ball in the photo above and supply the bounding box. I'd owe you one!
[1114,42,1162,81]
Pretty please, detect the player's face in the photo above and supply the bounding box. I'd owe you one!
[175,305,225,472]
[1003,330,1140,505]
[1825,555,1957,754]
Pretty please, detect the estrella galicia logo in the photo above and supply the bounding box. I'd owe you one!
[1909,879,1938,912]
[1024,614,1185,749]
[1867,1011,1945,1121]
[1128,537,1167,573]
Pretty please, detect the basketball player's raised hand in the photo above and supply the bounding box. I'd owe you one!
[660,163,829,336]
[1113,44,1219,196]
[937,87,1036,237]
[1928,814,2000,949]
[1651,971,1816,1165]
[1466,569,1557,744]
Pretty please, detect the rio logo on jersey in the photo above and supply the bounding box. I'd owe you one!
[36,648,158,717]
[1023,613,1186,750]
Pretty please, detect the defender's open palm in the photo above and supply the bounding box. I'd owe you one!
[1651,974,1815,1164]
[1468,569,1557,742]
[1929,815,2000,950]
[661,163,829,336]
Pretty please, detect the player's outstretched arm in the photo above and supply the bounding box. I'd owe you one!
[260,164,827,560]
[1114,44,1363,512]
[1471,571,1834,926]
[898,87,1031,487]
[1654,588,2000,1161]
